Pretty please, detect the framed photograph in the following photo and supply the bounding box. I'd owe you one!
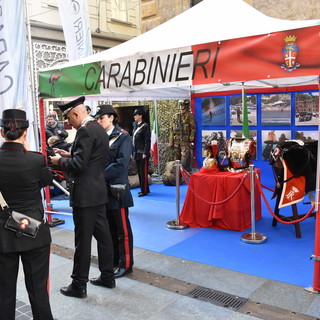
[201,97,226,126]
[261,130,291,160]
[230,95,257,126]
[201,130,227,158]
[295,130,318,142]
[261,93,291,125]
[295,92,319,126]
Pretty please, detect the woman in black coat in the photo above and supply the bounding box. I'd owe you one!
[0,109,54,320]
[132,109,151,197]
[95,104,134,278]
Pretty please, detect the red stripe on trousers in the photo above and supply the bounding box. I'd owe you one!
[143,159,148,194]
[120,208,131,269]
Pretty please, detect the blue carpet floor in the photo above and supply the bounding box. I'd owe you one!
[50,168,317,288]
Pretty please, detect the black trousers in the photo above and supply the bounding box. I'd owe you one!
[107,208,133,269]
[72,205,114,287]
[136,157,150,194]
[0,244,53,320]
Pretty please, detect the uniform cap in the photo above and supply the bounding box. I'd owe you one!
[95,105,118,118]
[57,96,85,118]
[0,109,29,130]
[133,109,145,116]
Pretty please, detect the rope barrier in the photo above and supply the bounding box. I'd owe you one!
[180,166,314,224]
[180,167,248,206]
[260,184,275,192]
[256,173,315,225]
[180,167,191,184]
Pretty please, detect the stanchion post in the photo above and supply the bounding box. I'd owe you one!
[241,164,267,244]
[166,160,188,230]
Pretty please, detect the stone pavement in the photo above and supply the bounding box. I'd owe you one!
[15,227,320,320]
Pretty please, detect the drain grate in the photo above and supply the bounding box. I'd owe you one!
[187,286,248,311]
[51,244,319,320]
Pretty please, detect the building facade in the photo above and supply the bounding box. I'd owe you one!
[28,0,141,70]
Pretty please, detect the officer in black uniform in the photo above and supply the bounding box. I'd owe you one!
[132,109,151,197]
[51,96,115,298]
[95,105,134,278]
[0,109,54,320]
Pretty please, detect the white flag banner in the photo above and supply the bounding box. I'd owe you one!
[0,0,29,112]
[57,0,93,61]
[0,0,36,149]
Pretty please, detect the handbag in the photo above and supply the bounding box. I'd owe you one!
[0,191,42,238]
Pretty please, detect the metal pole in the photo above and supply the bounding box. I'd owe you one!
[250,164,256,235]
[166,160,188,230]
[241,164,267,244]
[176,159,180,220]
[52,179,70,197]
[154,101,161,178]
[24,0,40,150]
[305,76,320,293]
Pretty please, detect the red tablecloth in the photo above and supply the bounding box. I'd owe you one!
[179,169,261,231]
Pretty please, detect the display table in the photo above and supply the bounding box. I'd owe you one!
[179,168,261,231]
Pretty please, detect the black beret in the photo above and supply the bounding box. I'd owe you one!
[133,109,145,116]
[0,109,29,130]
[57,96,85,118]
[95,105,117,118]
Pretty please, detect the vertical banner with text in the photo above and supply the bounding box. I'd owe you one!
[57,0,93,61]
[0,0,36,148]
[0,0,29,112]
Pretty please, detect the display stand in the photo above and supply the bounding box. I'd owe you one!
[272,191,315,238]
[241,165,267,244]
[166,160,188,230]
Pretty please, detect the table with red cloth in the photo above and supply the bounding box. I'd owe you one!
[179,168,261,231]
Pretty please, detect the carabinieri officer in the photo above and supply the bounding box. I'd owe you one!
[95,105,134,278]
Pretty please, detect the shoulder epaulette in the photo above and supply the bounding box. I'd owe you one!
[120,128,129,134]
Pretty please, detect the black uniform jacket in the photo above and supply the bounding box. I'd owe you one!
[0,142,53,253]
[132,121,151,159]
[105,125,133,210]
[58,120,109,208]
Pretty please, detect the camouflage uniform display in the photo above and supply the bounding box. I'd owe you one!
[169,100,196,170]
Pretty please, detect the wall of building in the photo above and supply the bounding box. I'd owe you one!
[252,0,320,20]
[141,0,190,33]
[28,0,141,50]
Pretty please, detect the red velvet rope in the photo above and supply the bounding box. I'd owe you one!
[261,184,275,192]
[181,167,191,184]
[256,173,315,225]
[180,167,248,205]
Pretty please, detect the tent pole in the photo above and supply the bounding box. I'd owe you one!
[312,77,320,292]
[154,101,161,177]
[24,0,39,150]
[306,76,320,293]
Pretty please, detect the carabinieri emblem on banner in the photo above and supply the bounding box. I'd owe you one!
[281,35,300,71]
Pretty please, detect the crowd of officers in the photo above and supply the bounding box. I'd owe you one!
[0,97,195,320]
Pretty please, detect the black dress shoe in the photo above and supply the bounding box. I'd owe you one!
[60,284,87,298]
[114,267,132,278]
[138,193,147,197]
[90,276,116,289]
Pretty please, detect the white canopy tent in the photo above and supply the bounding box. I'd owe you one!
[38,0,320,101]
[38,0,320,292]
